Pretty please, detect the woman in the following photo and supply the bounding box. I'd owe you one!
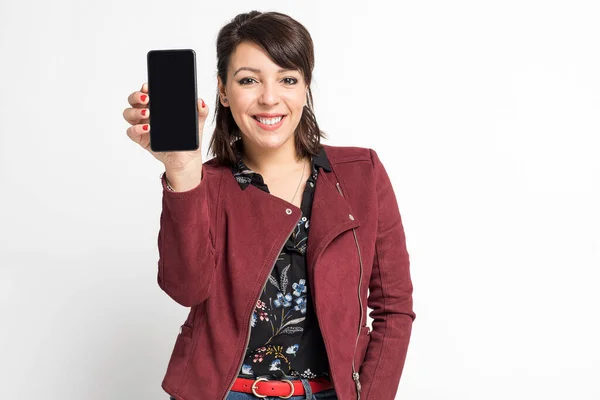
[123,11,415,400]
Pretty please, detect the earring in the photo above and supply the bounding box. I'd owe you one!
[223,97,228,103]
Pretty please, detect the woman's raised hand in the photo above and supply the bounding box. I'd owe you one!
[123,82,210,190]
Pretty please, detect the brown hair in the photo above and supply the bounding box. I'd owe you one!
[207,11,327,167]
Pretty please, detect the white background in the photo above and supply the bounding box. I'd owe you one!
[1,0,599,399]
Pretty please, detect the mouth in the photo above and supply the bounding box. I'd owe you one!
[252,114,286,130]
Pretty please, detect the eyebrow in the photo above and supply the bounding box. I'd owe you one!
[233,67,298,77]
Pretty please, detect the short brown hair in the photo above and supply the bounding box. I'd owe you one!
[207,11,327,167]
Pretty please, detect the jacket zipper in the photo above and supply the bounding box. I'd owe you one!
[222,215,301,400]
[336,182,364,400]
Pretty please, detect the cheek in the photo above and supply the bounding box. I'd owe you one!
[226,97,245,123]
[229,92,254,112]
[285,92,307,112]
[227,95,249,119]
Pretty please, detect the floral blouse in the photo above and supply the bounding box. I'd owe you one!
[229,139,333,380]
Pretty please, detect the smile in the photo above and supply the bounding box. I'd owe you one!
[252,115,286,130]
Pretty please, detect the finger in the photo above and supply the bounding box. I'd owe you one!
[141,82,148,93]
[127,90,149,108]
[122,107,149,125]
[197,98,209,125]
[126,123,151,148]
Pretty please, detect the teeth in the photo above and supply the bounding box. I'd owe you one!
[256,116,283,125]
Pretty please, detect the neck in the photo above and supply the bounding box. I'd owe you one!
[241,137,306,177]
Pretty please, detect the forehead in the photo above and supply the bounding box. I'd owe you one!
[229,41,297,73]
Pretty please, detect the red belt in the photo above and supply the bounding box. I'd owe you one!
[231,376,333,398]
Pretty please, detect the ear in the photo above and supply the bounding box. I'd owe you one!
[217,76,229,108]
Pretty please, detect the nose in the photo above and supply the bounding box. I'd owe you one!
[258,80,280,106]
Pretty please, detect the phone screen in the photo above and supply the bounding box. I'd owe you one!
[147,49,198,152]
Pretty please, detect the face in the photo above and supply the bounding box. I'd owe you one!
[218,41,307,152]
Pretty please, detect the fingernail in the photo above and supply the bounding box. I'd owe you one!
[141,109,147,116]
[201,99,205,108]
[141,95,147,102]
[143,125,149,131]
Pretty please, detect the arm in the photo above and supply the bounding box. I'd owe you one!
[156,164,218,307]
[359,149,416,399]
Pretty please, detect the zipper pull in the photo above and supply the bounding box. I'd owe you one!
[353,371,362,398]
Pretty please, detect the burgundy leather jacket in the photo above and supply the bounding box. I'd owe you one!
[157,145,415,400]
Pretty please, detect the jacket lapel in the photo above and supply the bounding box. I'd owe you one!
[306,164,360,271]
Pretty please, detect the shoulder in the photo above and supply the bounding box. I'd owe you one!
[321,143,376,166]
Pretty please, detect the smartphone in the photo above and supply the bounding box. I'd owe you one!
[146,49,199,152]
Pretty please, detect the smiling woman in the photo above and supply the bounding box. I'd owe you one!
[123,9,414,400]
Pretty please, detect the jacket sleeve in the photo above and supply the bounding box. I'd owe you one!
[360,149,416,399]
[156,164,218,307]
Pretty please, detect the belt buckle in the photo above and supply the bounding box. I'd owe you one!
[250,377,295,399]
[279,379,295,399]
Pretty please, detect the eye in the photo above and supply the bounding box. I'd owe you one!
[238,77,258,85]
[282,77,298,85]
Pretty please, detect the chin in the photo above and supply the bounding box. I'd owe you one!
[248,130,294,147]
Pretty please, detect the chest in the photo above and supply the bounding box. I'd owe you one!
[260,163,313,209]
[265,180,307,209]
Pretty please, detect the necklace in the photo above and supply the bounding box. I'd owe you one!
[289,158,308,205]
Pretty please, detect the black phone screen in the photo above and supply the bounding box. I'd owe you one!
[147,49,198,152]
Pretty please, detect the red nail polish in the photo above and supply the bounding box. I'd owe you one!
[201,99,205,108]
[141,109,146,116]
[143,124,149,131]
[141,95,147,102]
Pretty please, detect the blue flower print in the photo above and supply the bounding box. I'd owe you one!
[286,344,299,356]
[250,311,257,327]
[269,359,282,371]
[292,279,307,297]
[242,364,254,375]
[294,297,307,314]
[273,292,293,308]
